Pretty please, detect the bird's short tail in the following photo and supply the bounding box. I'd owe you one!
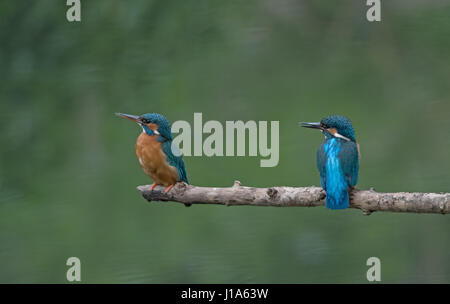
[325,189,349,210]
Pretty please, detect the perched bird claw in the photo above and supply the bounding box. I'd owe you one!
[164,185,174,193]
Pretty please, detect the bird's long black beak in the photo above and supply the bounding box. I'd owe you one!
[299,122,323,130]
[115,113,141,124]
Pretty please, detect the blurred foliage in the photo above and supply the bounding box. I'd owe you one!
[0,0,449,283]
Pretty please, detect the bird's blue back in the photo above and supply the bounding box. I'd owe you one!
[161,140,188,183]
[317,137,358,209]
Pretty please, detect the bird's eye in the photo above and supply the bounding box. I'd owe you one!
[141,118,150,124]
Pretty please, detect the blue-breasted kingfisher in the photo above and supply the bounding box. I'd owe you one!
[301,115,359,210]
[116,112,188,193]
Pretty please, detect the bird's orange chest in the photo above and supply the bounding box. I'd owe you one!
[135,133,165,173]
[135,132,178,186]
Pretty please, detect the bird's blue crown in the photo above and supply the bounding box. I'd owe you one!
[140,113,173,140]
[321,115,356,142]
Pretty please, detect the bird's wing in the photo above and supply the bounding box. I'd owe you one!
[316,143,327,189]
[162,140,189,183]
[338,140,359,187]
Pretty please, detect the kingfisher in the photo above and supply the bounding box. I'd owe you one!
[116,112,188,193]
[301,115,359,210]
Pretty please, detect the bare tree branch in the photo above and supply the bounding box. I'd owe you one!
[137,181,450,215]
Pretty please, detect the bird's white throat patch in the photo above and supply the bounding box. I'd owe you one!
[333,132,350,142]
[324,128,351,142]
[141,126,160,135]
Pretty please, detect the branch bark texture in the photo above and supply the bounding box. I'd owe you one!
[137,181,450,215]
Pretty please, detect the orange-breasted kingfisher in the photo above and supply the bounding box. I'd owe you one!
[301,115,359,210]
[116,112,188,193]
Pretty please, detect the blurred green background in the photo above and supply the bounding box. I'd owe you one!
[1,0,449,283]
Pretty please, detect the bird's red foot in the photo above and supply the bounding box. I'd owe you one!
[149,182,157,191]
[164,184,174,193]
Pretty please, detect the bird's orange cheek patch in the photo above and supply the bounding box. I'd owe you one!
[146,123,158,131]
[327,128,337,135]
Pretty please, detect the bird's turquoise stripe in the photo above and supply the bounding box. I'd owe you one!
[323,138,349,209]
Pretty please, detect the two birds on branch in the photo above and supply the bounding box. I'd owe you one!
[116,113,359,210]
